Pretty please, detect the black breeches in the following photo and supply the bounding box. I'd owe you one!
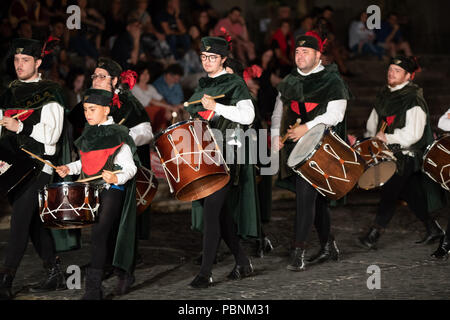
[4,173,56,270]
[294,175,331,246]
[375,157,429,228]
[90,188,124,270]
[199,182,248,277]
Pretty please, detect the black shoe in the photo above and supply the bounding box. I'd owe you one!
[287,248,306,271]
[227,262,254,280]
[416,219,445,245]
[0,271,14,300]
[29,257,66,293]
[114,269,135,296]
[255,237,274,258]
[358,227,382,250]
[189,274,213,289]
[431,235,450,260]
[82,268,103,300]
[307,237,340,264]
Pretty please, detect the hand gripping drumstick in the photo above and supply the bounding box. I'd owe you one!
[76,170,122,183]
[379,120,388,134]
[281,118,302,144]
[183,94,225,107]
[21,148,58,170]
[0,110,30,125]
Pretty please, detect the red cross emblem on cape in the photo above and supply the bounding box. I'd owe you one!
[198,110,215,120]
[4,109,34,121]
[386,115,396,126]
[290,101,319,115]
[79,142,124,176]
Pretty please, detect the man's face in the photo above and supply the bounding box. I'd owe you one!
[387,64,410,87]
[14,54,40,81]
[229,10,241,23]
[201,52,226,76]
[295,47,320,73]
[165,73,181,85]
[52,22,65,38]
[92,68,117,91]
[84,103,109,126]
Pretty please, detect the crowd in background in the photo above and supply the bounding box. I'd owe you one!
[0,0,414,131]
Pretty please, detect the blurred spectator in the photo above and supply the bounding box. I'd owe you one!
[155,0,190,60]
[153,63,184,106]
[65,68,86,110]
[111,16,142,69]
[375,12,412,58]
[8,0,40,29]
[179,38,205,93]
[104,0,127,50]
[348,11,383,59]
[15,19,33,39]
[265,4,293,46]
[271,19,294,77]
[189,9,214,39]
[213,6,256,66]
[294,15,313,39]
[189,0,219,26]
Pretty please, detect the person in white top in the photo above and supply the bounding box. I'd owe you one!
[0,38,67,300]
[358,55,445,251]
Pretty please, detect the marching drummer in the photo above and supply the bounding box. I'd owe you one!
[358,56,447,250]
[184,36,257,288]
[0,38,71,300]
[56,88,138,300]
[270,32,351,271]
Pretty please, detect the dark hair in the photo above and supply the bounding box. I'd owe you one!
[229,6,242,14]
[224,58,244,78]
[322,5,334,13]
[135,61,150,76]
[66,68,86,90]
[279,18,291,28]
[165,63,184,76]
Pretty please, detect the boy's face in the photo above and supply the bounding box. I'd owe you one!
[83,103,109,125]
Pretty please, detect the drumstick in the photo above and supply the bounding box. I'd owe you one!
[281,118,302,144]
[0,110,29,125]
[171,112,177,125]
[118,118,126,125]
[76,170,122,183]
[379,121,388,134]
[20,148,58,170]
[183,94,225,107]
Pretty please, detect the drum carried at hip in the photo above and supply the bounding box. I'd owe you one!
[154,119,230,201]
[287,123,366,200]
[423,134,450,192]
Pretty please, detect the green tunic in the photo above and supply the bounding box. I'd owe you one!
[186,73,259,239]
[373,82,447,212]
[75,123,141,272]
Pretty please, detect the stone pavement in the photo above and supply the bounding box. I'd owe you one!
[0,186,449,301]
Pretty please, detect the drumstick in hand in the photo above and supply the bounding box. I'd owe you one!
[76,170,122,183]
[118,118,126,125]
[183,94,225,107]
[379,121,388,134]
[281,118,302,144]
[0,110,30,125]
[21,148,58,169]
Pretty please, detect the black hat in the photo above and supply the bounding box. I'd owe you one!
[295,35,320,51]
[96,57,123,78]
[83,88,113,106]
[390,56,419,74]
[11,38,43,58]
[200,36,229,56]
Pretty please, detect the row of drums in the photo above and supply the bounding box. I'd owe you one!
[34,119,450,229]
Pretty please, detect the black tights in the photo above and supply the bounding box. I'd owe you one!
[294,175,331,246]
[4,173,56,271]
[199,183,249,277]
[90,188,124,270]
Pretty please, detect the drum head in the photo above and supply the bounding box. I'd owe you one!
[287,123,326,168]
[358,161,397,190]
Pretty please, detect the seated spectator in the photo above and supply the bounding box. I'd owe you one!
[189,0,219,27]
[132,63,179,132]
[65,68,87,110]
[155,0,190,60]
[152,63,185,106]
[348,11,383,59]
[104,0,127,50]
[271,19,294,77]
[8,0,40,29]
[293,15,314,40]
[213,6,256,66]
[375,12,412,58]
[179,37,206,93]
[15,19,33,39]
[189,9,214,39]
[111,16,143,69]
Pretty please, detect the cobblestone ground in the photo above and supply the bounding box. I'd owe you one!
[0,188,449,301]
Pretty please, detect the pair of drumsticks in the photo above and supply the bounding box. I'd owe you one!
[184,94,225,121]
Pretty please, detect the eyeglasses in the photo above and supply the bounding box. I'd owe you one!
[200,54,220,62]
[91,74,112,80]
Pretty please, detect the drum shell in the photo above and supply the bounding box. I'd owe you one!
[423,135,450,191]
[154,120,229,201]
[290,128,365,200]
[39,182,99,229]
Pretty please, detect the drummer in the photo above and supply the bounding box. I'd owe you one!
[184,36,257,288]
[271,32,351,271]
[56,88,138,300]
[358,56,447,250]
[431,108,450,259]
[0,38,71,300]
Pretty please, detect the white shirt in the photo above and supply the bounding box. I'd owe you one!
[211,69,255,125]
[437,108,450,132]
[271,61,347,138]
[66,117,137,185]
[348,20,375,48]
[131,84,163,107]
[365,81,427,156]
[2,74,65,175]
